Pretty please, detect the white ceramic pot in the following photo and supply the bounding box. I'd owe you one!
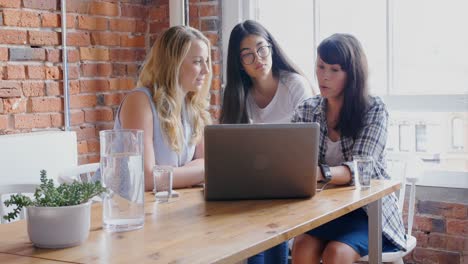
[26,201,91,248]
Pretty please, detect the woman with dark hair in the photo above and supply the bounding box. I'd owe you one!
[291,34,406,263]
[220,20,313,124]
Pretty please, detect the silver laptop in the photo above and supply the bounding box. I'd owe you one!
[204,123,319,200]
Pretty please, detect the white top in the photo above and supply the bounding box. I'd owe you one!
[324,137,345,166]
[246,71,312,123]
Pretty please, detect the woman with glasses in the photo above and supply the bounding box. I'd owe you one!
[220,20,313,264]
[291,33,405,264]
[220,20,314,124]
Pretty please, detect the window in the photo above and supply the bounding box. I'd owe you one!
[222,0,468,187]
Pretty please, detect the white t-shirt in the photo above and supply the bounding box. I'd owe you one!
[246,71,312,123]
[324,137,345,166]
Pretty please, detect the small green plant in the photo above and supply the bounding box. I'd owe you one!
[3,170,106,222]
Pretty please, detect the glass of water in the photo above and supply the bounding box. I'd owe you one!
[100,129,145,232]
[153,165,174,203]
[353,155,374,190]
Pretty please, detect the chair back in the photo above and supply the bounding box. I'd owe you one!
[0,184,37,224]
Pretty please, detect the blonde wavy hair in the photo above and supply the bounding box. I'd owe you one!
[137,26,212,153]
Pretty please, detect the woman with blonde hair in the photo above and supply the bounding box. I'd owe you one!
[112,25,212,191]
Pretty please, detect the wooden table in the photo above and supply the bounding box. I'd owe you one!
[0,180,400,264]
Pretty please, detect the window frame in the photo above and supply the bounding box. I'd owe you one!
[221,0,468,188]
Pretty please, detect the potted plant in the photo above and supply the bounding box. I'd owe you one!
[3,170,106,248]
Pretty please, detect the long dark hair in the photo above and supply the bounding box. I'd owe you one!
[220,20,303,124]
[318,33,369,138]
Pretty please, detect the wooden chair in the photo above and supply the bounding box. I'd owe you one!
[359,153,421,264]
[0,184,37,224]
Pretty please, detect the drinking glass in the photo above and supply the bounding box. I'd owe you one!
[100,129,145,232]
[153,165,173,203]
[353,155,373,190]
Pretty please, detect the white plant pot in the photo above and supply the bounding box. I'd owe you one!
[26,201,91,248]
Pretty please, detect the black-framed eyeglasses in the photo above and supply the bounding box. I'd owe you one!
[240,45,272,65]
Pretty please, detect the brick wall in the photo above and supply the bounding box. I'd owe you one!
[402,190,468,264]
[0,0,223,164]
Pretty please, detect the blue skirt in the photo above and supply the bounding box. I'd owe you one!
[306,208,399,257]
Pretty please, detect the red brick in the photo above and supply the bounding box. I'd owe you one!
[103,93,125,106]
[413,248,461,264]
[189,5,198,18]
[0,48,8,61]
[126,64,139,76]
[109,49,136,62]
[42,14,75,28]
[120,35,145,48]
[212,63,221,76]
[0,115,7,129]
[447,219,468,235]
[72,125,97,141]
[67,32,91,46]
[0,0,21,8]
[199,5,217,17]
[211,77,221,91]
[87,139,100,153]
[0,81,22,97]
[14,113,52,129]
[0,100,3,114]
[68,49,80,63]
[112,63,126,77]
[189,18,200,29]
[3,10,40,27]
[80,47,109,61]
[210,91,221,105]
[109,19,131,31]
[50,112,63,127]
[46,81,79,96]
[211,48,220,61]
[23,0,58,10]
[46,49,60,62]
[46,66,61,80]
[109,78,135,90]
[27,66,46,80]
[30,97,62,112]
[0,30,27,45]
[205,33,218,46]
[90,32,120,46]
[121,4,147,18]
[78,16,107,31]
[84,108,114,122]
[148,6,168,20]
[9,48,46,61]
[66,65,80,80]
[77,140,88,154]
[41,13,60,27]
[89,2,119,16]
[66,0,89,13]
[86,154,100,164]
[80,79,109,93]
[2,98,27,114]
[149,21,169,34]
[28,31,60,46]
[109,19,139,32]
[70,110,84,125]
[209,107,221,120]
[6,65,26,80]
[81,64,112,77]
[22,81,45,97]
[418,201,467,220]
[70,94,97,109]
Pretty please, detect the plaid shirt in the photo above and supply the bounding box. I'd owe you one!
[292,95,407,251]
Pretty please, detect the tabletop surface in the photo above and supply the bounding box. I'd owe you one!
[0,180,400,264]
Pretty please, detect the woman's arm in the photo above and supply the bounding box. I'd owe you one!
[118,91,156,191]
[172,136,205,189]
